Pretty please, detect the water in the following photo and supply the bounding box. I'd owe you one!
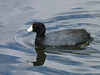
[0,0,100,75]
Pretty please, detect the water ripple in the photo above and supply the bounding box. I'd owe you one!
[0,0,100,75]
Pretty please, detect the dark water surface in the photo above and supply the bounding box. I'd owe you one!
[0,0,100,75]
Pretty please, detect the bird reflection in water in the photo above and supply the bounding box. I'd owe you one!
[27,41,91,66]
[27,46,46,66]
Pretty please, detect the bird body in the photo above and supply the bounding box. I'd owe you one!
[42,29,91,46]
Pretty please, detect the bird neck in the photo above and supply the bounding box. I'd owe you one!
[35,32,45,46]
[36,32,45,39]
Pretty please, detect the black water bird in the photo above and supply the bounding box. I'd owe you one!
[27,22,92,47]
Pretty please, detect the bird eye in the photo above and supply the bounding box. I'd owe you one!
[34,25,36,28]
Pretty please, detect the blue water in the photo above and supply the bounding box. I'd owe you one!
[0,0,100,75]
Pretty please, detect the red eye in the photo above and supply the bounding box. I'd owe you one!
[34,25,36,28]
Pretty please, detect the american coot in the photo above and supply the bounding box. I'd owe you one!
[27,22,92,47]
